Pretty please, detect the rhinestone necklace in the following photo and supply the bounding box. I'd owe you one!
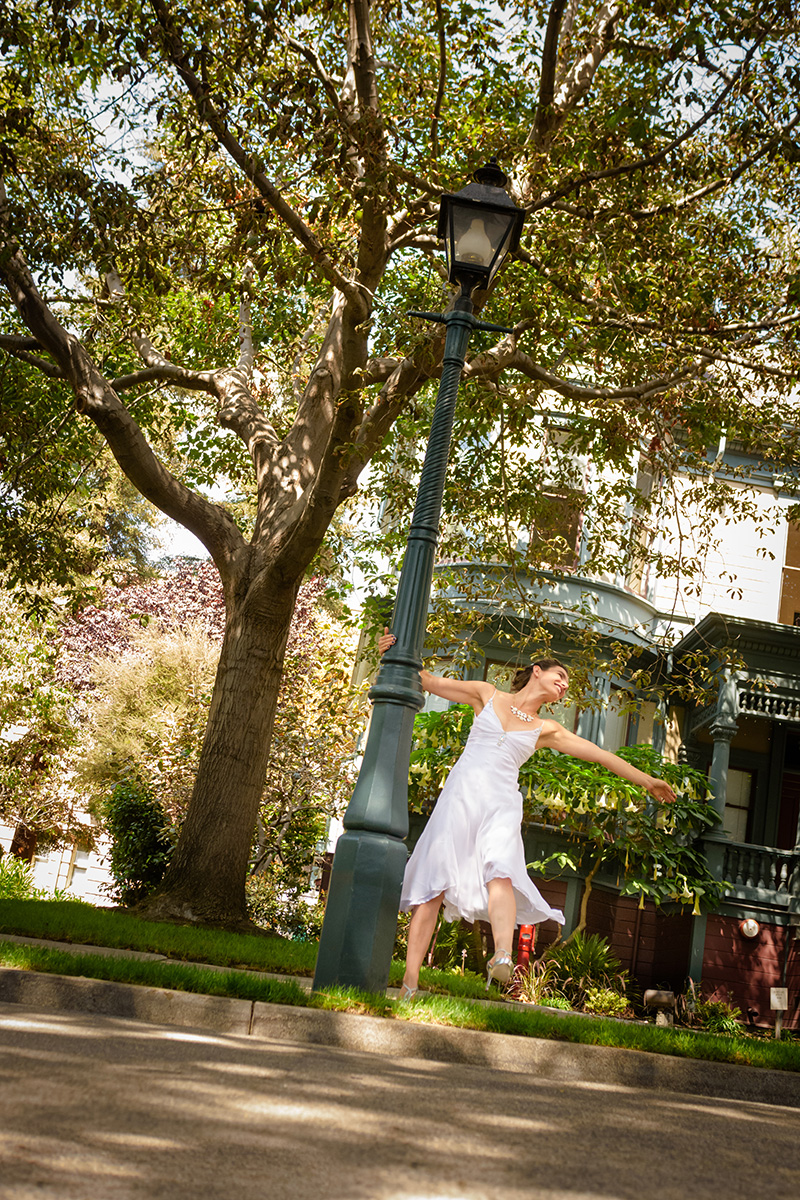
[510,704,538,724]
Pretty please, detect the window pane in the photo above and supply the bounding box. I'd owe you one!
[778,567,800,626]
[786,522,800,570]
[723,769,752,842]
[529,491,582,570]
[603,691,631,751]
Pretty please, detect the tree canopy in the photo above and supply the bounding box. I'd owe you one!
[1,0,799,923]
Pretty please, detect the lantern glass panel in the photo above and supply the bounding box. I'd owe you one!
[447,202,519,283]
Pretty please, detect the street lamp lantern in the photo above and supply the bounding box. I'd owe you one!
[313,161,525,996]
[438,159,526,295]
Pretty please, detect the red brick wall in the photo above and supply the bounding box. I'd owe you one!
[529,880,800,1029]
[547,884,694,992]
[584,886,657,976]
[702,914,799,1030]
[649,909,694,991]
[529,878,568,952]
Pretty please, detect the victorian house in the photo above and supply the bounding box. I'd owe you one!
[413,419,800,1030]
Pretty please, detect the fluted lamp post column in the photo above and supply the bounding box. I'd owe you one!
[313,160,526,993]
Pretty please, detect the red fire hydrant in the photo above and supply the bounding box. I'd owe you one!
[517,924,535,972]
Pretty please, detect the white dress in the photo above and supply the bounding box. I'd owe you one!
[400,693,566,928]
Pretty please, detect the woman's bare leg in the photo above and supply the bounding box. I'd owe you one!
[402,893,444,990]
[486,876,516,957]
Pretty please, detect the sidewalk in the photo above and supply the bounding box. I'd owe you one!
[1,934,799,1110]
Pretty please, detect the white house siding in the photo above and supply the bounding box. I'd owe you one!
[31,837,115,907]
[1,819,114,906]
[649,479,787,628]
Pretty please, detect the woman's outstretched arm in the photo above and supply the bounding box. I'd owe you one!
[538,722,677,804]
[377,628,493,711]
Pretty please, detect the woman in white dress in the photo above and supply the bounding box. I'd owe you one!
[378,631,677,998]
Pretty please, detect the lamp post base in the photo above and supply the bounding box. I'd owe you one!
[313,830,409,993]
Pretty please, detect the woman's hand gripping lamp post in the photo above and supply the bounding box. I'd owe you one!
[313,161,525,994]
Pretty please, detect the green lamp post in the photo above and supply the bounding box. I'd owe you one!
[313,160,526,994]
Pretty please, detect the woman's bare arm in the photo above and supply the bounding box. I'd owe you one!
[378,628,493,711]
[538,721,677,803]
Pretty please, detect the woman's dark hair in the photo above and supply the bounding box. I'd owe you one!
[510,658,566,694]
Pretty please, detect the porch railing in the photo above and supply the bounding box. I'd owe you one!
[721,840,799,909]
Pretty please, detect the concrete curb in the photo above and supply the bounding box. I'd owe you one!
[2,966,798,1109]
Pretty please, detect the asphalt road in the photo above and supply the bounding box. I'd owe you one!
[1,1002,799,1200]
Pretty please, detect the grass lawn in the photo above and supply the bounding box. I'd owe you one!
[0,897,490,996]
[1,898,798,1074]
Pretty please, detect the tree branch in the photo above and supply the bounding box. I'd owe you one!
[514,245,800,343]
[385,231,440,255]
[113,340,217,393]
[150,0,365,313]
[551,2,622,117]
[532,1,621,149]
[340,353,437,495]
[468,338,702,404]
[533,0,569,146]
[251,290,366,547]
[347,0,389,289]
[528,27,768,208]
[280,32,342,112]
[387,160,443,198]
[291,298,332,405]
[0,339,64,378]
[116,273,282,478]
[626,117,798,219]
[430,0,447,160]
[0,239,245,575]
[237,264,255,377]
[278,389,366,567]
[349,0,381,116]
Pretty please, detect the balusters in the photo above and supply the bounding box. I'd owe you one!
[722,842,798,896]
[744,850,755,888]
[733,848,745,887]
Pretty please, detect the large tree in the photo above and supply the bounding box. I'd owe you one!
[1,0,798,924]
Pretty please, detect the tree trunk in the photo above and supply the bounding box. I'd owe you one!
[569,852,603,940]
[137,572,300,927]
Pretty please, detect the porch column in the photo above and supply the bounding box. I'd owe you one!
[708,724,736,824]
[707,669,740,825]
[688,671,738,985]
[789,808,800,933]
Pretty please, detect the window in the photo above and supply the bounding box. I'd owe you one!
[778,522,800,626]
[603,690,632,751]
[626,463,658,596]
[67,845,91,895]
[724,769,753,842]
[525,423,587,572]
[529,490,583,571]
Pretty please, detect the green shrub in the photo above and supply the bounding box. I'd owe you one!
[544,931,629,1009]
[427,917,485,974]
[513,956,568,1007]
[695,996,743,1036]
[99,777,173,904]
[584,985,631,1018]
[246,873,324,941]
[0,854,73,902]
[0,854,38,900]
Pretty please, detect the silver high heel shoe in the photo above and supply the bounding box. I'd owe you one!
[486,950,513,991]
[399,983,419,1001]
